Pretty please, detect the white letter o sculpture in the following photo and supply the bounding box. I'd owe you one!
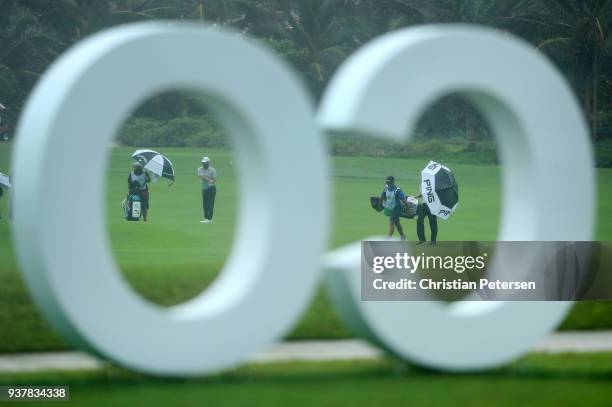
[319,25,595,371]
[11,23,330,376]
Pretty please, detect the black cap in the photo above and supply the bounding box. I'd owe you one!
[385,176,395,184]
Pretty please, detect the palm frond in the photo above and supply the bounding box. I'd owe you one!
[537,36,572,49]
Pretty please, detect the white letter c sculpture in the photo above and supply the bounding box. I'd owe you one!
[319,25,594,371]
[11,23,594,375]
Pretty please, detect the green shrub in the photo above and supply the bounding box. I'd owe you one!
[185,129,228,148]
[329,134,498,164]
[595,138,612,168]
[117,115,228,148]
[117,117,161,147]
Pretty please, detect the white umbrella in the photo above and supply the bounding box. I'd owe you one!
[421,161,458,220]
[131,149,175,183]
[0,172,11,188]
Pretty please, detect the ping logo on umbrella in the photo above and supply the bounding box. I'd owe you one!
[420,161,458,219]
[423,179,436,203]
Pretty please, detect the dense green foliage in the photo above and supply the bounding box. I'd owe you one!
[329,135,499,164]
[1,144,612,352]
[118,116,229,147]
[0,0,611,144]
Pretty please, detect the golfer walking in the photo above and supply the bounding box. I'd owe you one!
[381,176,407,240]
[414,193,438,245]
[198,156,217,223]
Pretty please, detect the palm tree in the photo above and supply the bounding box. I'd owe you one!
[0,3,62,123]
[387,0,539,28]
[531,0,612,140]
[183,0,244,25]
[237,0,357,97]
[81,0,180,33]
[20,0,86,41]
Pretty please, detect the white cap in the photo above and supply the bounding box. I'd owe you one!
[201,156,210,163]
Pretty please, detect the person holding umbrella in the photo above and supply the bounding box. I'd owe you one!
[198,156,217,224]
[415,161,459,245]
[126,149,175,222]
[127,162,151,222]
[414,196,438,245]
[381,176,407,240]
[131,149,175,184]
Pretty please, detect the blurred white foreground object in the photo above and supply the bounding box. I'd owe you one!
[12,22,330,376]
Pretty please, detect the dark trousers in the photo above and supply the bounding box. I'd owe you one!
[390,207,404,236]
[202,186,216,220]
[417,203,438,242]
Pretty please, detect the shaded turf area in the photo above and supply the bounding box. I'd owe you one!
[1,353,612,406]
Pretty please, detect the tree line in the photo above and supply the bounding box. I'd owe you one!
[1,0,610,143]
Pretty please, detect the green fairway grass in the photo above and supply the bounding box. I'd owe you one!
[1,143,612,352]
[2,353,612,405]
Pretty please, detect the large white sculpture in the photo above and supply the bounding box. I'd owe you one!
[318,25,594,371]
[11,23,594,376]
[11,23,330,376]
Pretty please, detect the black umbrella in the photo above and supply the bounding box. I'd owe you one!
[420,161,459,219]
